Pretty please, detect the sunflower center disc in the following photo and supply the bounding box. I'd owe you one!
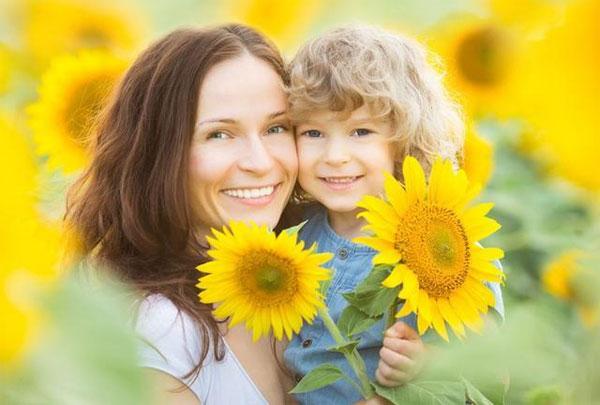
[396,204,470,298]
[256,265,285,292]
[240,250,297,306]
[456,26,510,86]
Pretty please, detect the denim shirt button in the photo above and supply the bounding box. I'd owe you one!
[337,248,349,260]
[301,338,312,348]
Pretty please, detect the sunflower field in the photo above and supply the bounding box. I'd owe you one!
[1,0,599,404]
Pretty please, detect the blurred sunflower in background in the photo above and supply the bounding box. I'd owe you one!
[27,50,127,173]
[543,250,599,327]
[515,0,600,194]
[0,44,13,94]
[427,15,521,118]
[426,0,563,118]
[461,122,495,188]
[0,116,62,368]
[222,0,323,52]
[22,0,146,67]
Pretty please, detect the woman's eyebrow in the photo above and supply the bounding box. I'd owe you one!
[268,111,287,119]
[197,117,237,126]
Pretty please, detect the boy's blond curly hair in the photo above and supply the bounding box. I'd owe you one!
[287,25,464,175]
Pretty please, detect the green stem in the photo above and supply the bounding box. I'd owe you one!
[318,306,375,399]
[385,297,401,331]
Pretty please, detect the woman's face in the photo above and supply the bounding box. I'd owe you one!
[190,54,298,234]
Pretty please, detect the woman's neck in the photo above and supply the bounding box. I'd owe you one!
[327,208,366,240]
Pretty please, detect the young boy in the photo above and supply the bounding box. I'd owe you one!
[283,25,505,404]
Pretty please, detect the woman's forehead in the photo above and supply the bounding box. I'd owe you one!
[197,54,287,122]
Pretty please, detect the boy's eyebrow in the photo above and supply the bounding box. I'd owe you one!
[346,116,384,125]
[197,111,287,127]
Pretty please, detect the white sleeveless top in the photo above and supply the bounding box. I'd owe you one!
[134,294,268,405]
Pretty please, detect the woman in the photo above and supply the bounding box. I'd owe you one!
[66,25,298,404]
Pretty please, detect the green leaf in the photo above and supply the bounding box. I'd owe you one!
[462,377,494,405]
[284,220,308,236]
[373,381,466,405]
[342,264,400,317]
[337,305,381,337]
[355,264,395,294]
[328,340,360,355]
[289,363,348,394]
[343,286,399,317]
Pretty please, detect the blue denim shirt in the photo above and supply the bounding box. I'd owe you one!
[284,204,505,405]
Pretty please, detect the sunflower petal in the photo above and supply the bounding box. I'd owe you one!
[403,156,426,205]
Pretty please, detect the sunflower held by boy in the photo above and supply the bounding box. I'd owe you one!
[355,156,504,341]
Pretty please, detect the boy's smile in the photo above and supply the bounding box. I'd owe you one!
[296,105,396,217]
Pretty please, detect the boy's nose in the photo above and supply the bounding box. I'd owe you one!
[323,137,351,166]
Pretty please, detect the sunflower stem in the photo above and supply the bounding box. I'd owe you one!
[385,297,400,331]
[318,306,375,399]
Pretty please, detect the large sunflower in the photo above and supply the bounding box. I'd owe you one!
[23,0,145,66]
[28,50,127,173]
[355,157,504,341]
[198,222,332,341]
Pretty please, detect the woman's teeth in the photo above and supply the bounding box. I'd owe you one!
[223,185,275,199]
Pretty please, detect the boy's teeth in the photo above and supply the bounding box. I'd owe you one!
[223,186,275,199]
[325,177,357,183]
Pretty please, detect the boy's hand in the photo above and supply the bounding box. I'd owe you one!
[375,321,425,387]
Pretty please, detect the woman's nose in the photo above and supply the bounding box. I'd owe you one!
[238,134,276,175]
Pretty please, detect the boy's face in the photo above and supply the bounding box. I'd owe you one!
[296,105,395,215]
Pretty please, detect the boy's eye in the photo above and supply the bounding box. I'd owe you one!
[301,129,322,138]
[267,125,288,134]
[351,128,372,137]
[207,131,231,140]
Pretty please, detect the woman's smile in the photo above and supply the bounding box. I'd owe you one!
[221,182,281,206]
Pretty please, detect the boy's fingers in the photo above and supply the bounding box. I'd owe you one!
[382,336,421,358]
[379,346,414,371]
[385,321,420,341]
[376,361,410,386]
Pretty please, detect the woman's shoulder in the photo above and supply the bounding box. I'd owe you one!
[134,294,269,404]
[134,294,210,374]
[134,294,194,339]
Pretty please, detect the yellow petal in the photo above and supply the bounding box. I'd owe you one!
[402,156,426,205]
[430,302,449,342]
[373,249,402,265]
[384,172,408,215]
[382,264,407,288]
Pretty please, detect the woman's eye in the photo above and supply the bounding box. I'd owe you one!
[267,125,288,134]
[301,129,322,138]
[207,131,230,140]
[352,128,372,137]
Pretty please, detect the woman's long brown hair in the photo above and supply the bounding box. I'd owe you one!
[65,24,289,379]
